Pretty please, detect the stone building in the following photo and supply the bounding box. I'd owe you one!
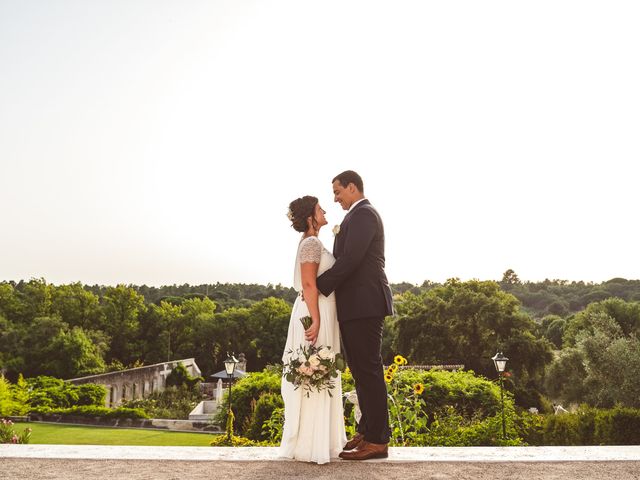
[67,358,201,407]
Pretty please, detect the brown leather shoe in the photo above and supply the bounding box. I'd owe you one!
[339,441,388,460]
[342,432,365,451]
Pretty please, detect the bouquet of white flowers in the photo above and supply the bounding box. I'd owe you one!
[283,316,346,397]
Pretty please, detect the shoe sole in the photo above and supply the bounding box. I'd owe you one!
[340,452,389,461]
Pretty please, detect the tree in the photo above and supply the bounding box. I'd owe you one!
[562,298,640,347]
[165,362,203,390]
[246,297,291,371]
[22,315,69,377]
[395,279,553,393]
[50,283,103,330]
[101,285,147,364]
[546,311,640,408]
[16,278,52,323]
[540,315,566,349]
[0,283,22,322]
[0,313,24,380]
[501,269,521,286]
[46,327,107,379]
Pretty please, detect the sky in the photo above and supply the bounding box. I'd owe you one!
[1,1,639,287]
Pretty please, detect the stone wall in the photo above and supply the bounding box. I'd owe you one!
[67,359,201,407]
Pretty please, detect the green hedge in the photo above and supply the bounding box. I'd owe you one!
[30,405,149,419]
[392,368,506,419]
[518,407,640,445]
[26,376,105,409]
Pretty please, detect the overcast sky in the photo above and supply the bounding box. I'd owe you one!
[1,1,639,287]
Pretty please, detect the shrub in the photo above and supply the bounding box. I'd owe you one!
[122,385,200,419]
[381,362,519,446]
[30,405,149,419]
[262,407,284,444]
[246,392,284,441]
[0,418,31,444]
[417,406,524,446]
[165,363,203,390]
[393,368,504,419]
[531,406,640,446]
[215,370,281,435]
[0,376,28,416]
[513,410,545,445]
[595,407,640,445]
[75,384,106,406]
[26,376,77,408]
[25,376,104,409]
[210,433,262,446]
[543,413,581,445]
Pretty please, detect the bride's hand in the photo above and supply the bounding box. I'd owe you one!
[305,321,320,345]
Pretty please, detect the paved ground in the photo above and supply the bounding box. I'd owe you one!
[2,446,640,480]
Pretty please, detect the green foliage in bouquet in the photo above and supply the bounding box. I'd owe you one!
[282,316,346,397]
[283,344,345,397]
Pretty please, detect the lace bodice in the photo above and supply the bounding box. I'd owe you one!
[293,236,335,292]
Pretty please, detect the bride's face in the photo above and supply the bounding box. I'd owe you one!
[312,203,328,229]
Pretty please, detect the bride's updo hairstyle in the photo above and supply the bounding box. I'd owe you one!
[287,196,318,233]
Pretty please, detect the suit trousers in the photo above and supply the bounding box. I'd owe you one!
[340,316,391,445]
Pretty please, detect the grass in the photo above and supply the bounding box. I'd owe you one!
[14,422,218,446]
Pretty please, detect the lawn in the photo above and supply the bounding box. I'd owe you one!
[14,422,217,446]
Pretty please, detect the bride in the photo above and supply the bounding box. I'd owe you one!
[279,195,347,464]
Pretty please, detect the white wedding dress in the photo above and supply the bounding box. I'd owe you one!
[279,236,347,464]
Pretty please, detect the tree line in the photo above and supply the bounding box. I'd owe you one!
[2,274,640,411]
[0,280,292,380]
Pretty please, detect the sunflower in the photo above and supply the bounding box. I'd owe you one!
[388,363,398,373]
[384,373,393,383]
[394,355,407,366]
[413,383,425,395]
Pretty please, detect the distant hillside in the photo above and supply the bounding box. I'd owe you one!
[392,273,640,320]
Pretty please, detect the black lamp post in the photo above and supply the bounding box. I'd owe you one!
[491,351,509,439]
[223,353,238,440]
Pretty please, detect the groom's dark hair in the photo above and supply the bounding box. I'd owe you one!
[333,170,364,193]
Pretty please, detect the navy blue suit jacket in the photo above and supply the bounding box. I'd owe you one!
[317,199,394,322]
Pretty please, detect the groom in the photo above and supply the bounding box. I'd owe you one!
[316,170,393,460]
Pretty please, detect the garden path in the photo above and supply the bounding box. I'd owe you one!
[2,446,640,479]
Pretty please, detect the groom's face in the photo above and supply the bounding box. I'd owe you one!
[332,180,356,211]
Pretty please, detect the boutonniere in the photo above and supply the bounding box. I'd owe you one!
[332,225,340,236]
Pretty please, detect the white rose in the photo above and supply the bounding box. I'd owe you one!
[308,354,321,367]
[318,347,335,361]
[332,225,340,236]
[317,347,330,359]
